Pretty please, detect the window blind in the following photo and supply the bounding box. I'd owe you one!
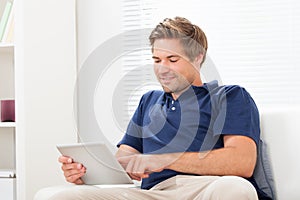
[120,0,159,127]
[122,0,300,111]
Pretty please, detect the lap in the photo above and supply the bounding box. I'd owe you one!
[34,185,162,200]
[34,176,258,200]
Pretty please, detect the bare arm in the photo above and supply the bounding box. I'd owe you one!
[167,135,257,177]
[116,144,141,158]
[118,135,257,179]
[116,144,143,180]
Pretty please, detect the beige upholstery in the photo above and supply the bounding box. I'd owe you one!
[260,105,300,200]
[34,105,300,200]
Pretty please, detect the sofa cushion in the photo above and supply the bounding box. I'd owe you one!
[253,139,277,199]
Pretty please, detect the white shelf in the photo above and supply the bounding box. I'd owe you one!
[0,43,14,47]
[0,178,15,200]
[0,122,16,128]
[0,169,15,178]
[0,1,16,199]
[0,44,14,54]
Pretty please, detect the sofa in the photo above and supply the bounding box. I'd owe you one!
[35,105,300,200]
[259,105,300,200]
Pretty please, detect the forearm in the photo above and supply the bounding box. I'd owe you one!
[117,136,257,179]
[116,144,141,158]
[165,146,256,178]
[164,135,257,177]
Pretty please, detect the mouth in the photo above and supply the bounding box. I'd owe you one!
[159,76,175,84]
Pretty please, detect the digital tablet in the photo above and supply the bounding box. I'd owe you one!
[56,142,134,186]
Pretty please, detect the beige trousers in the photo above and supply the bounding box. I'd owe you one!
[34,175,258,200]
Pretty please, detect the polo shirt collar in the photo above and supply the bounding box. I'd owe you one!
[163,80,219,101]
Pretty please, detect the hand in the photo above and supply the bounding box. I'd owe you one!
[58,155,86,184]
[117,154,171,181]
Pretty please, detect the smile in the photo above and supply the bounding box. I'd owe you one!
[160,76,175,84]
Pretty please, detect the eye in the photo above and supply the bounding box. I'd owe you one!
[153,59,161,63]
[169,58,179,63]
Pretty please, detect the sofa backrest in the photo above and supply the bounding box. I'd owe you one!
[260,105,300,200]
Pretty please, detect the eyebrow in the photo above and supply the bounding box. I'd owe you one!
[152,55,180,59]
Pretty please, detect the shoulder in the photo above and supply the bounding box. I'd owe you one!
[211,84,247,94]
[205,81,246,95]
[210,84,253,103]
[138,90,164,108]
[224,85,254,104]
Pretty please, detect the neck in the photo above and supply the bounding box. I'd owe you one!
[171,88,189,100]
[192,77,203,87]
[171,76,203,100]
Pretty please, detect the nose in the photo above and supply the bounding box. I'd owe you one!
[156,60,171,74]
[156,64,171,74]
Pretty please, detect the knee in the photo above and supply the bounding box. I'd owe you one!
[34,185,80,200]
[202,176,258,200]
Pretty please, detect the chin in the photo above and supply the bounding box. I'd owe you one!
[161,86,173,93]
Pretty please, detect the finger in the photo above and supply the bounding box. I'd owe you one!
[130,161,150,179]
[130,172,149,180]
[128,173,142,181]
[74,178,84,185]
[126,157,145,180]
[63,166,86,178]
[61,163,83,171]
[120,156,148,180]
[65,171,85,183]
[132,172,149,179]
[133,157,151,178]
[58,156,73,164]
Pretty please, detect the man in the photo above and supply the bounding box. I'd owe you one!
[45,17,271,199]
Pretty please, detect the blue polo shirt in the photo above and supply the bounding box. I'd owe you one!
[118,80,265,197]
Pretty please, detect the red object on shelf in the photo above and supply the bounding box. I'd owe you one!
[1,100,15,122]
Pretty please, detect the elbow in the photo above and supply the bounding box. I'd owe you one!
[230,155,256,178]
[238,160,256,178]
[240,168,254,178]
[237,147,257,178]
[233,167,254,178]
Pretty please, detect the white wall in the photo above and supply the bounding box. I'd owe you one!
[76,0,124,148]
[15,0,77,199]
[76,0,122,67]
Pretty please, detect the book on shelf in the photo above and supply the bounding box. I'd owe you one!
[0,0,7,17]
[0,169,15,178]
[0,0,13,42]
[2,1,14,43]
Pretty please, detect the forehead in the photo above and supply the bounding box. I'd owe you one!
[152,39,186,57]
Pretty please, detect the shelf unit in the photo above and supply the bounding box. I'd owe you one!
[0,1,16,199]
[1,0,78,199]
[0,122,16,127]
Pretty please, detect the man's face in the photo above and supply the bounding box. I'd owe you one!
[152,39,200,95]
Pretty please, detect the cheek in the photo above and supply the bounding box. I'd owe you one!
[153,64,159,74]
[171,65,188,76]
[175,65,197,80]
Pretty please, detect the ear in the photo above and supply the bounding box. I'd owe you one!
[193,53,204,67]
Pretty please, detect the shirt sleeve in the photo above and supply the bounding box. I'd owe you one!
[213,85,260,146]
[117,94,145,153]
